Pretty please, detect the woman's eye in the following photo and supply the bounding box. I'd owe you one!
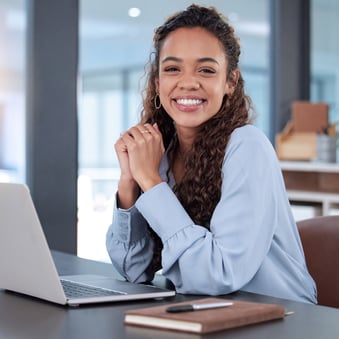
[164,66,180,72]
[200,68,216,74]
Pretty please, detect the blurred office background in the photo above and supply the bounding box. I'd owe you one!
[0,0,338,262]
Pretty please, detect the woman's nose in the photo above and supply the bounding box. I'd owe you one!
[177,75,200,90]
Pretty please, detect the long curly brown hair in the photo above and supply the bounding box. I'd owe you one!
[141,4,253,228]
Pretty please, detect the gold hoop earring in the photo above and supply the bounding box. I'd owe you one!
[154,94,162,109]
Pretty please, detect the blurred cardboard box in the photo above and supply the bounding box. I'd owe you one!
[276,122,317,160]
[292,101,329,133]
[276,101,330,161]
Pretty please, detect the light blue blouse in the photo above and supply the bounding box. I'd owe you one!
[106,125,317,303]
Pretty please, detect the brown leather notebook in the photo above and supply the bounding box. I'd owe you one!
[124,297,286,334]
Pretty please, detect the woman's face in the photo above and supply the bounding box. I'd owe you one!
[156,27,234,133]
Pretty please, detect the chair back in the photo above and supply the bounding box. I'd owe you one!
[297,215,339,308]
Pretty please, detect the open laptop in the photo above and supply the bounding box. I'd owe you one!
[0,182,175,306]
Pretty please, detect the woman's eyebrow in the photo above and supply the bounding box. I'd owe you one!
[161,56,181,63]
[161,56,219,65]
[197,57,219,65]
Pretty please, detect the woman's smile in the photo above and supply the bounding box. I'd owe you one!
[173,96,206,112]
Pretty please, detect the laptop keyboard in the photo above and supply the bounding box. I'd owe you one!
[61,279,125,299]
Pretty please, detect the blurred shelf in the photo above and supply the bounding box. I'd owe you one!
[280,160,339,173]
[280,161,339,216]
[287,189,339,215]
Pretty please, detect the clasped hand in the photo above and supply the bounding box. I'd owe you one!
[115,123,165,192]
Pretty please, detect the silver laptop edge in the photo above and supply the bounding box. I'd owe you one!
[0,183,175,305]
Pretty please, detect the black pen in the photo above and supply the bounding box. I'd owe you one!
[166,301,234,313]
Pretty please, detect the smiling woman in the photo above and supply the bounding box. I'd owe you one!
[106,4,317,304]
[77,0,271,262]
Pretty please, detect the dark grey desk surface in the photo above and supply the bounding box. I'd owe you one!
[0,251,338,339]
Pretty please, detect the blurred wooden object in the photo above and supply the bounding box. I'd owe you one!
[276,101,332,161]
[276,121,317,161]
[292,101,329,133]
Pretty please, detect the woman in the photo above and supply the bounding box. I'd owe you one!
[106,4,317,304]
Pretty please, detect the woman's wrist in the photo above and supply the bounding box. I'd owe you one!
[117,177,139,209]
[138,176,163,192]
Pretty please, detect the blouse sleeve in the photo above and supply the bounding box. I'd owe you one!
[135,128,285,295]
[106,196,156,283]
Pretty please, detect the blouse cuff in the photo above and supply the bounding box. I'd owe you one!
[112,195,149,243]
[135,182,193,242]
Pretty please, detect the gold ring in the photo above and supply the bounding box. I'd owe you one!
[141,130,151,134]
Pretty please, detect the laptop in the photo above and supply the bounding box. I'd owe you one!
[0,182,175,306]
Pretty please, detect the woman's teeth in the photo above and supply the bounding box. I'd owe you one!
[176,98,203,106]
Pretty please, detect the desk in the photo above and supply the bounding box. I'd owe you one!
[1,251,338,339]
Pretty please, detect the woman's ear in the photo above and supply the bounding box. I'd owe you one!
[225,69,240,96]
[155,77,159,92]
